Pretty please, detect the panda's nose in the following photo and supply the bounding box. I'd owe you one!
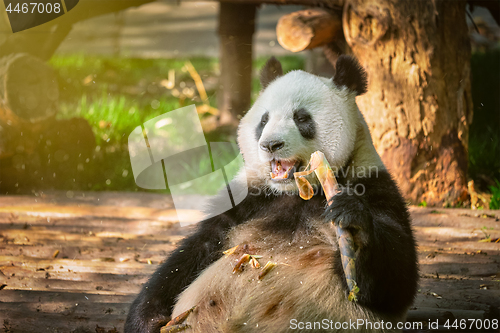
[260,140,285,153]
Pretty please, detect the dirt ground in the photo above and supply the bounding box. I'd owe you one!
[0,191,498,332]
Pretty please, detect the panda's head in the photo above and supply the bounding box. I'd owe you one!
[237,55,368,193]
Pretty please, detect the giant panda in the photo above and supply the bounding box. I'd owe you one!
[125,55,418,333]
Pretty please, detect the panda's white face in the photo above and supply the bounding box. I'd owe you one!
[237,70,360,193]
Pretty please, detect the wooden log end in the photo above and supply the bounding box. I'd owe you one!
[277,9,342,52]
[0,53,59,124]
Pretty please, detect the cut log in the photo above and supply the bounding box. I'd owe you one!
[0,53,60,160]
[0,53,58,124]
[277,9,342,52]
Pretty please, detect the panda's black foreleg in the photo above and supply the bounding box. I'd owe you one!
[325,171,418,317]
[124,214,237,333]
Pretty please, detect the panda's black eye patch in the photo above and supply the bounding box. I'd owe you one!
[293,108,315,140]
[255,112,269,141]
[295,114,310,123]
[260,113,269,125]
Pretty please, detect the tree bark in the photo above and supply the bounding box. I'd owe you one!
[342,0,473,206]
[217,2,256,126]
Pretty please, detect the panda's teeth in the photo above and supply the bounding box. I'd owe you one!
[270,159,298,180]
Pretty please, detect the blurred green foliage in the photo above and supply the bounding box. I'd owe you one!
[469,48,500,200]
[48,54,304,192]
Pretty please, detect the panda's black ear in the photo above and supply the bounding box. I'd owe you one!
[332,55,368,96]
[260,57,283,89]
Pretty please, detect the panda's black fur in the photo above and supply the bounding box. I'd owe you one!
[125,56,418,333]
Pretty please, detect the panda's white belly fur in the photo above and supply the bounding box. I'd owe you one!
[172,218,404,332]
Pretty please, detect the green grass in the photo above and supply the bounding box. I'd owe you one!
[51,53,305,146]
[469,48,500,198]
[50,55,219,90]
[59,91,182,146]
[418,200,428,208]
[469,124,500,196]
[48,54,305,193]
[489,180,500,210]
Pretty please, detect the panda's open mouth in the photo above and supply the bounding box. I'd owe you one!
[270,159,301,180]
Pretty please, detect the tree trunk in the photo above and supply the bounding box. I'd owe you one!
[217,2,256,127]
[342,0,473,206]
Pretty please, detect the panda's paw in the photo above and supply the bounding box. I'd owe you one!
[324,193,373,244]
